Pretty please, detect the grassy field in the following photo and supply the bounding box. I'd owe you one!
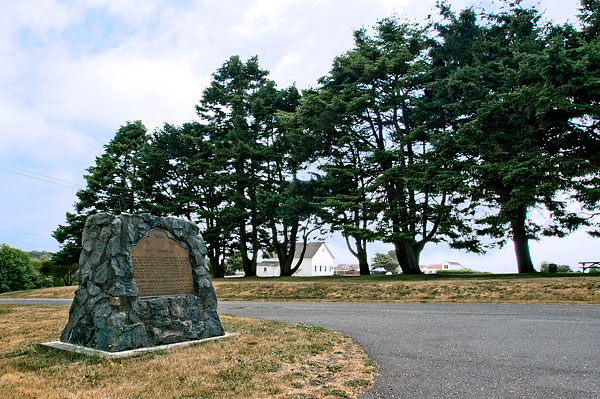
[1,275,597,398]
[3,273,599,304]
[213,273,600,304]
[0,305,373,399]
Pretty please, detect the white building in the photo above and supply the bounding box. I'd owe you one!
[334,263,360,276]
[256,260,280,277]
[257,242,335,277]
[420,261,465,274]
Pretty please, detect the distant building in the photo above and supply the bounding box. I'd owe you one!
[420,261,464,274]
[256,260,280,277]
[370,267,387,275]
[257,242,335,277]
[334,263,360,276]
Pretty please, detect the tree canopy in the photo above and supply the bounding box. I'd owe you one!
[0,244,43,292]
[427,2,598,272]
[54,1,599,276]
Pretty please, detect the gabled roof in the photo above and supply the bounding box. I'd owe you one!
[334,264,359,271]
[420,264,443,270]
[295,242,322,258]
[257,260,280,268]
[295,242,335,260]
[444,261,463,266]
[263,242,334,261]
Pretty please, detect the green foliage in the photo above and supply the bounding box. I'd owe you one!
[52,2,599,278]
[197,55,320,277]
[224,251,244,276]
[77,121,149,214]
[39,256,78,286]
[51,212,87,285]
[138,122,233,277]
[52,122,150,278]
[0,244,43,292]
[428,2,599,272]
[539,262,572,273]
[301,17,478,274]
[196,56,273,277]
[370,253,399,272]
[26,250,53,260]
[572,0,600,236]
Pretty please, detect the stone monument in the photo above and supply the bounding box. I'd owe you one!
[60,213,224,352]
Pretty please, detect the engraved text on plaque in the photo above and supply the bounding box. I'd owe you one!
[130,229,194,297]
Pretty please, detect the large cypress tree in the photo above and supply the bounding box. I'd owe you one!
[138,122,233,277]
[52,121,150,278]
[302,18,476,274]
[429,2,596,272]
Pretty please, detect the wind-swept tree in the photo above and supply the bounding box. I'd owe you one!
[76,121,149,214]
[53,121,150,272]
[428,2,597,272]
[196,56,273,277]
[572,0,600,236]
[303,18,476,274]
[138,122,233,277]
[50,212,86,285]
[252,83,321,276]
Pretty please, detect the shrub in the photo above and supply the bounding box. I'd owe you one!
[0,244,43,292]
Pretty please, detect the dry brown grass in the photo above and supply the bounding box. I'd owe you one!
[2,275,599,304]
[0,286,77,299]
[0,306,373,399]
[212,275,600,304]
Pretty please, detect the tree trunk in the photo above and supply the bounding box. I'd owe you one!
[273,222,299,277]
[511,206,535,273]
[208,256,225,278]
[206,241,225,278]
[394,241,423,275]
[343,235,370,275]
[356,245,370,276]
[358,255,370,275]
[239,226,256,277]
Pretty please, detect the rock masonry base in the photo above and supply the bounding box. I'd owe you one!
[60,213,225,352]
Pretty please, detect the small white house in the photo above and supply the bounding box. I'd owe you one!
[256,260,281,277]
[258,242,335,277]
[420,261,464,274]
[334,264,360,276]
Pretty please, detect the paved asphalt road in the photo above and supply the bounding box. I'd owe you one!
[3,299,599,398]
[218,302,600,399]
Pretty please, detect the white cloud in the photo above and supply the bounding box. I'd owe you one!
[82,0,160,25]
[234,0,311,36]
[38,53,207,130]
[0,100,96,162]
[5,0,74,34]
[0,0,591,261]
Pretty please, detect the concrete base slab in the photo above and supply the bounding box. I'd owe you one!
[41,332,240,359]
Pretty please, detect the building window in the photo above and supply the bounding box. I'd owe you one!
[319,265,322,272]
[264,267,267,272]
[315,265,317,272]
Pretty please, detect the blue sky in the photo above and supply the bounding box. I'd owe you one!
[0,0,594,273]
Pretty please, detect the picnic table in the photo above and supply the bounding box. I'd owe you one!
[579,261,600,273]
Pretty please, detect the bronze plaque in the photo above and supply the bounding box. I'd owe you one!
[130,229,194,297]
